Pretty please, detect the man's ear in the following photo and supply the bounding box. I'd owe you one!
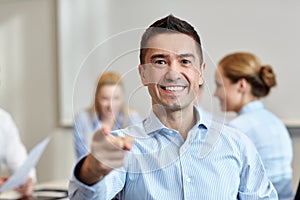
[198,62,206,85]
[138,64,147,86]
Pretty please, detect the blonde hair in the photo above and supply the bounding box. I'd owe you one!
[93,71,129,128]
[219,52,276,97]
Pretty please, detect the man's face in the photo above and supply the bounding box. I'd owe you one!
[139,33,204,111]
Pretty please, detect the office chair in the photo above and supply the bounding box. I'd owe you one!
[295,179,300,200]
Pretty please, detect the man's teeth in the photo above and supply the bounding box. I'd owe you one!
[165,86,184,91]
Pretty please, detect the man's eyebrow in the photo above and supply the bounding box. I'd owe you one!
[177,53,195,60]
[150,54,169,60]
[150,53,195,60]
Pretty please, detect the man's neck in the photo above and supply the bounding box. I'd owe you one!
[153,104,196,140]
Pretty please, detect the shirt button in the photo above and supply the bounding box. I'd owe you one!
[186,177,191,182]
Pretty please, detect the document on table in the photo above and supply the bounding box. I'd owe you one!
[0,136,51,192]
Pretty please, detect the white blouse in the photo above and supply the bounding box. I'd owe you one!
[0,108,36,179]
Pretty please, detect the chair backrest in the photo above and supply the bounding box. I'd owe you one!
[295,179,300,200]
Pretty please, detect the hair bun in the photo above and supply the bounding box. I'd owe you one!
[260,65,276,87]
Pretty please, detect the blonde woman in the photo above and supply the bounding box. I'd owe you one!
[214,52,293,199]
[73,71,142,160]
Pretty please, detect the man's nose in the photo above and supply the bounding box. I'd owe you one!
[165,68,181,82]
[168,60,180,71]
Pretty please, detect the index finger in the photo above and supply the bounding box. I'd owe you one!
[93,126,134,150]
[93,126,113,141]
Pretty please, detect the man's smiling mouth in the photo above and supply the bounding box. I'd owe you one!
[159,85,186,92]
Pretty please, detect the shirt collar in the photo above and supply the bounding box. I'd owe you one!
[143,106,209,135]
[239,100,264,115]
[143,110,166,134]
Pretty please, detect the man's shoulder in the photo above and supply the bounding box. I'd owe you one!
[208,120,253,147]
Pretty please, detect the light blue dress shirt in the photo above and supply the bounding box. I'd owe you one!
[73,110,142,160]
[229,100,293,200]
[69,107,278,200]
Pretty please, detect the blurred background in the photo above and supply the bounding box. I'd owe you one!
[0,0,299,191]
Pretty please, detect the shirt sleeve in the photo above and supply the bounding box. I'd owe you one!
[238,137,278,200]
[4,113,37,181]
[68,157,126,200]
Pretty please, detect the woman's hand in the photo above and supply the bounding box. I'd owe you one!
[14,177,34,197]
[0,176,9,186]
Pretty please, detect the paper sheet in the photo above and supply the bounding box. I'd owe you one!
[0,137,51,192]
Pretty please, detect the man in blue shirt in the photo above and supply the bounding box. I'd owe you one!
[69,15,278,199]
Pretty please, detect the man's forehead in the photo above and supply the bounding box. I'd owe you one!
[148,32,197,43]
[145,34,199,56]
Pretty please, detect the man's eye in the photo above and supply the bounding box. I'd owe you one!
[181,59,191,64]
[154,60,167,65]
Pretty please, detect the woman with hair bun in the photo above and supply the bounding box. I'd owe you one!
[214,52,294,199]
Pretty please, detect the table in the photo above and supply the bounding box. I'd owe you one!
[0,179,69,200]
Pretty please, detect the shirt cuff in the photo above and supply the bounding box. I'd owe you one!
[68,156,107,200]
